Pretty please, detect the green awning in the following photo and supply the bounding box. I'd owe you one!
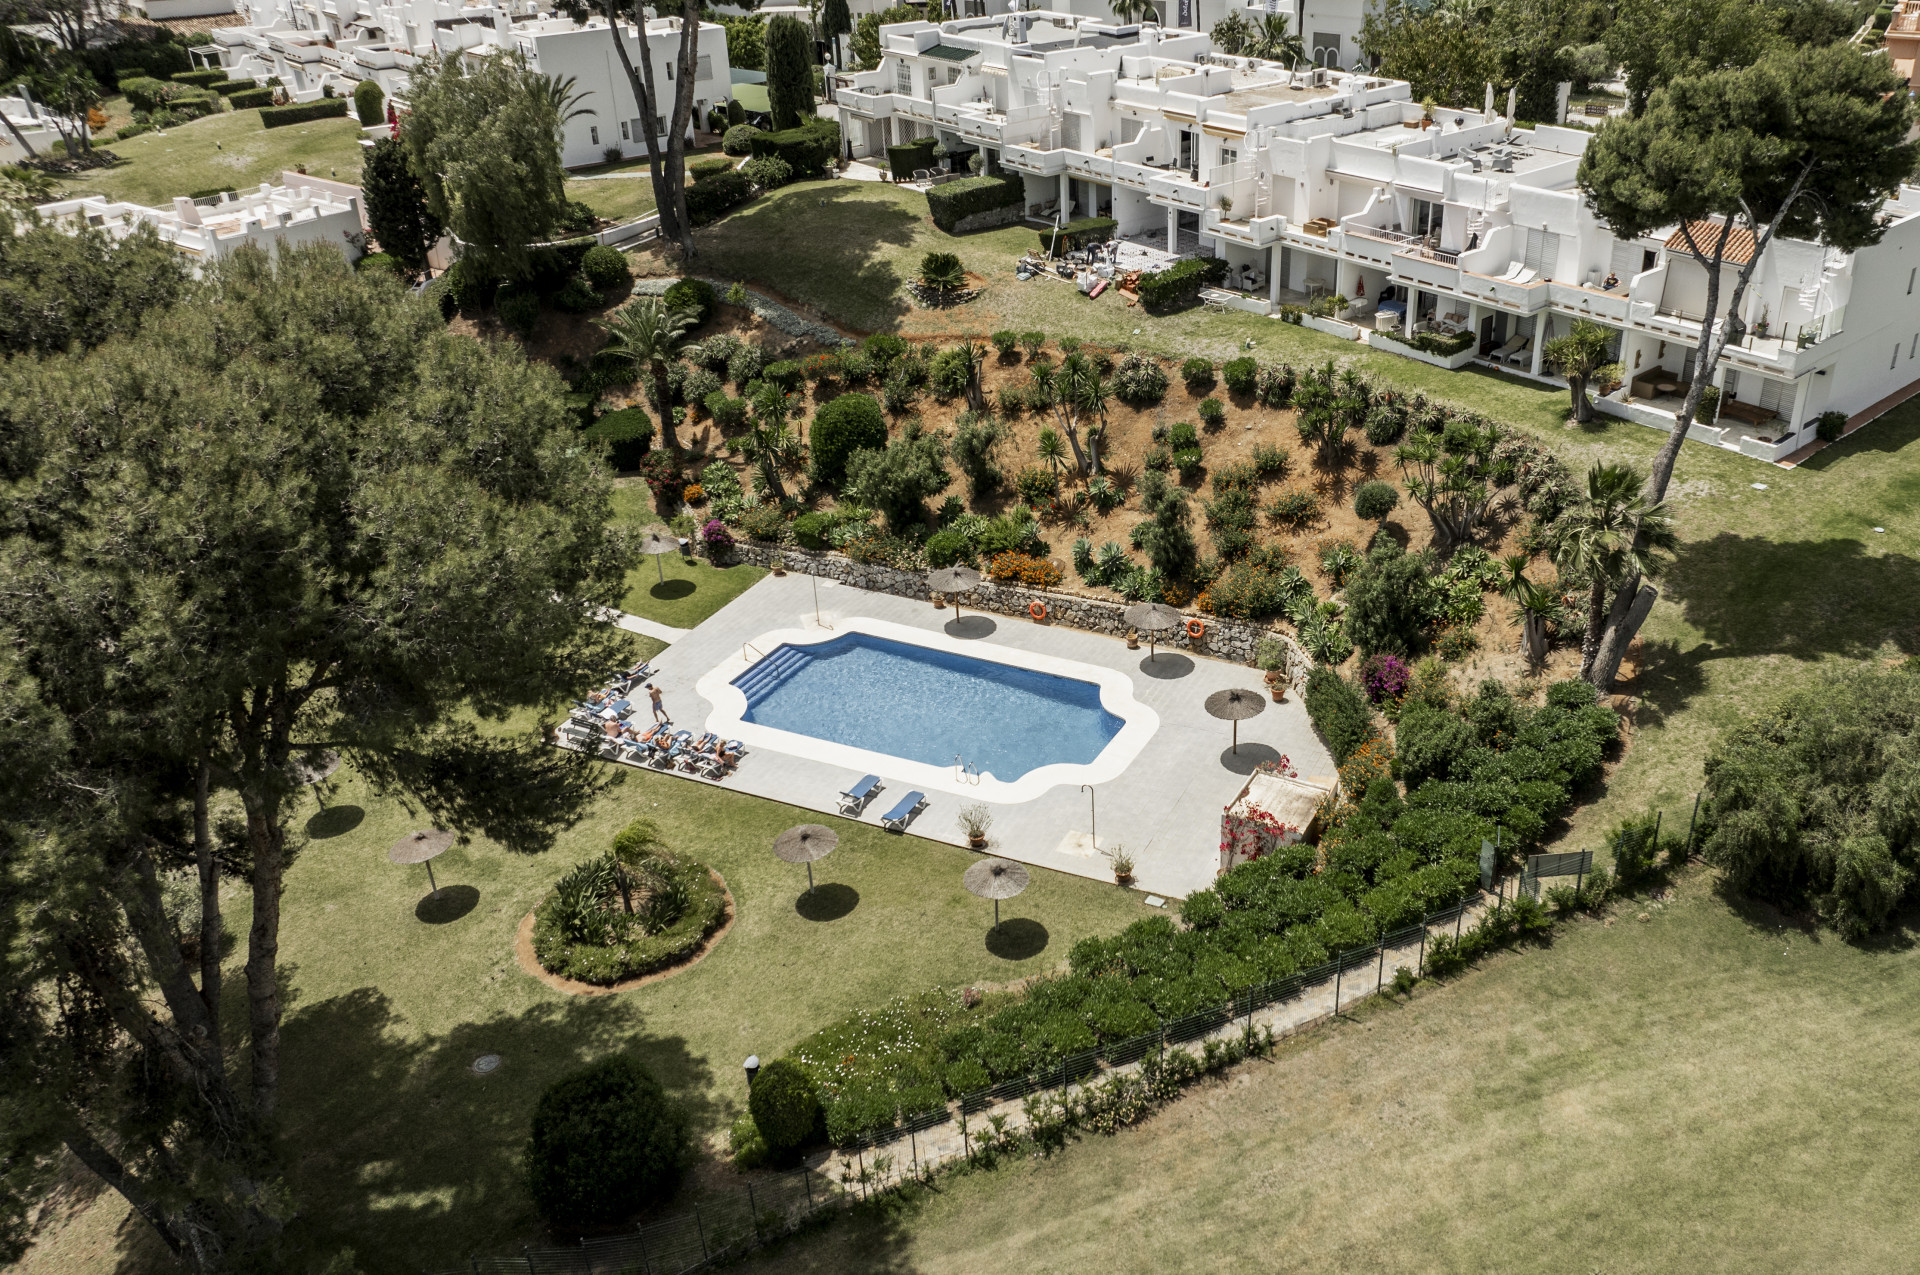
[922,44,978,62]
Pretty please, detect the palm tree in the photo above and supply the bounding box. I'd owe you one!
[598,298,697,451]
[540,72,597,128]
[956,334,987,412]
[1252,14,1306,67]
[1109,0,1157,24]
[1499,552,1561,667]
[1553,463,1676,680]
[743,384,796,499]
[610,819,669,916]
[1037,427,1068,475]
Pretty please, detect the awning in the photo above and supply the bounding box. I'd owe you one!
[923,43,979,62]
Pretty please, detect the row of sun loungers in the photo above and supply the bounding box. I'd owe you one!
[558,661,747,782]
[838,773,928,833]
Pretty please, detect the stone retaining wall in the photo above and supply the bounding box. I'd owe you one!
[716,540,1313,684]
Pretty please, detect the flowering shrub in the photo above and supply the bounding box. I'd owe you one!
[802,352,841,382]
[986,551,1064,588]
[1337,731,1394,795]
[1359,653,1411,705]
[682,483,706,504]
[699,518,734,556]
[637,450,681,515]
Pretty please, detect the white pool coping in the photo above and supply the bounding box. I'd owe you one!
[693,615,1161,803]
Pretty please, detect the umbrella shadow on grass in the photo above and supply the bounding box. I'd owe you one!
[985,917,1048,961]
[415,884,480,924]
[307,804,365,839]
[795,882,859,922]
[650,579,697,601]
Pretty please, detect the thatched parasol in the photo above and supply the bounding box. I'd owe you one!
[772,824,839,894]
[637,528,681,584]
[1204,687,1268,755]
[963,856,1030,929]
[389,829,455,897]
[927,565,983,621]
[289,748,340,787]
[1125,601,1184,660]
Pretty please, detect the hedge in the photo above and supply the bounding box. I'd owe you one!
[886,135,938,179]
[583,408,655,471]
[228,88,274,110]
[808,393,887,487]
[1136,255,1229,309]
[260,98,350,129]
[747,121,838,177]
[684,170,753,224]
[687,154,734,182]
[170,68,227,89]
[1039,216,1117,255]
[1376,327,1474,357]
[213,79,258,97]
[925,173,1025,233]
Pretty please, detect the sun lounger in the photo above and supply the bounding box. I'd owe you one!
[649,730,691,769]
[1490,333,1526,361]
[678,733,719,772]
[879,791,927,832]
[1504,335,1533,366]
[696,740,746,779]
[839,774,882,815]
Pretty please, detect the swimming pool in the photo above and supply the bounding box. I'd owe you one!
[732,632,1124,781]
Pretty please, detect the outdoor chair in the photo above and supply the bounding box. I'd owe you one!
[697,740,746,779]
[1490,333,1526,362]
[678,733,720,772]
[1504,335,1533,366]
[879,791,928,832]
[648,730,691,769]
[839,774,882,815]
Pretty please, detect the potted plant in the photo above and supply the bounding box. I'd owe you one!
[1126,627,1140,651]
[769,553,787,577]
[1103,844,1135,885]
[1256,635,1289,700]
[957,804,993,850]
[1218,194,1234,216]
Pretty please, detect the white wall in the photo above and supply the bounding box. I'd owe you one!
[521,20,733,168]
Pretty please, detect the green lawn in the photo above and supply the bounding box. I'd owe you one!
[610,483,767,627]
[732,866,1920,1274]
[566,176,658,226]
[63,108,368,206]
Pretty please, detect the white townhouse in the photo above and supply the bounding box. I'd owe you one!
[202,0,732,167]
[837,9,1920,461]
[31,182,366,272]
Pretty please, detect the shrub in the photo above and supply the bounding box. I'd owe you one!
[685,171,753,224]
[551,274,601,313]
[583,408,655,471]
[662,277,716,326]
[748,121,838,177]
[886,135,939,178]
[809,393,887,486]
[117,76,186,113]
[1358,653,1412,705]
[525,1056,690,1232]
[722,124,763,155]
[352,77,385,126]
[260,98,350,128]
[1197,397,1226,429]
[355,251,400,277]
[925,528,970,566]
[1815,409,1847,442]
[1039,215,1117,254]
[440,258,498,312]
[495,286,540,335]
[170,68,227,89]
[1135,256,1229,309]
[1180,357,1216,390]
[949,411,1006,496]
[727,342,766,386]
[1364,404,1407,446]
[580,244,630,293]
[1266,489,1321,529]
[1018,331,1046,359]
[227,87,274,110]
[1304,667,1372,764]
[1344,539,1432,658]
[790,511,832,549]
[688,154,734,182]
[703,393,748,430]
[925,173,1026,232]
[1222,356,1258,395]
[742,154,793,189]
[749,1058,821,1155]
[990,330,1019,357]
[1353,481,1399,521]
[1251,442,1290,481]
[1112,353,1169,405]
[1014,464,1057,504]
[986,551,1064,588]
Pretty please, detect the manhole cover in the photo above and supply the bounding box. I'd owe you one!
[471,1054,502,1076]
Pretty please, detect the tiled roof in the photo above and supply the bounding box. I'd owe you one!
[1664,220,1757,264]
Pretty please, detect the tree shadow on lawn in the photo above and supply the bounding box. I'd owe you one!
[1653,533,1920,712]
[275,989,718,1275]
[1798,395,1920,472]
[697,184,918,333]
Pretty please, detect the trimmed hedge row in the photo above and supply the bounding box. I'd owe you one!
[685,170,753,224]
[747,120,838,177]
[1040,215,1117,255]
[886,135,938,178]
[925,172,1025,233]
[170,68,228,89]
[261,98,350,128]
[1136,255,1229,309]
[228,88,275,110]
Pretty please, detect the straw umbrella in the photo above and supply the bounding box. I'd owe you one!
[927,565,983,621]
[1204,687,1267,755]
[637,528,681,585]
[1124,601,1183,661]
[772,823,838,896]
[963,856,1029,930]
[389,829,455,898]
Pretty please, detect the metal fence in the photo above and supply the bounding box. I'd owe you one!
[433,890,1491,1273]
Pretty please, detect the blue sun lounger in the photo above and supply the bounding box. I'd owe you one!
[838,774,882,815]
[879,791,927,832]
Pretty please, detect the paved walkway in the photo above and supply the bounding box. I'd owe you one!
[613,609,689,643]
[807,891,1498,1192]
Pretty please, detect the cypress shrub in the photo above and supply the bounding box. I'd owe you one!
[749,1058,822,1155]
[583,408,654,470]
[353,78,385,126]
[1304,666,1373,764]
[809,393,886,486]
[524,1056,690,1232]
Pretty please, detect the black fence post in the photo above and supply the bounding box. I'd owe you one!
[1375,941,1386,992]
[1418,924,1427,975]
[1687,792,1701,857]
[1455,903,1464,940]
[748,1180,762,1241]
[1333,958,1343,1019]
[694,1201,710,1259]
[803,1165,814,1211]
[636,1218,652,1275]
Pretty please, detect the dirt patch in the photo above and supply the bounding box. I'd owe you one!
[514,868,735,996]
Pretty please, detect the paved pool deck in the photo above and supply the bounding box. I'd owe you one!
[609,573,1335,899]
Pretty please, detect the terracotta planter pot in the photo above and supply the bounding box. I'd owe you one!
[1114,871,1134,886]
[934,597,947,609]
[968,833,987,850]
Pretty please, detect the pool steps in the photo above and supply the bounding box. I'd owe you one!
[731,644,807,701]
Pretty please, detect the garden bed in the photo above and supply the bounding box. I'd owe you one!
[515,868,735,996]
[529,835,731,987]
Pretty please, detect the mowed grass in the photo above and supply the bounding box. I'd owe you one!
[566,176,658,226]
[610,483,767,627]
[22,754,1146,1273]
[60,108,368,206]
[731,868,1920,1274]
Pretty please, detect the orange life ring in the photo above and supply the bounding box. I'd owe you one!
[1186,618,1206,639]
[1029,601,1048,621]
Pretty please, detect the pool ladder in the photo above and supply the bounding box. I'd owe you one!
[952,754,980,785]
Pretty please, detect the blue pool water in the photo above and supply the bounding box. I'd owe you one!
[732,633,1123,780]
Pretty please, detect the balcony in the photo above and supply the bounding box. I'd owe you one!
[1202,209,1286,248]
[1146,171,1207,211]
[1547,280,1631,325]
[1001,143,1065,176]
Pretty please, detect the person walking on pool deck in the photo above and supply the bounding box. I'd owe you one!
[648,683,668,724]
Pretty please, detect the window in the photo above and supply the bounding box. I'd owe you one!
[1313,33,1340,66]
[630,117,644,141]
[590,125,599,146]
[1642,249,1657,273]
[620,120,629,141]
[664,62,671,80]
[896,62,912,95]
[1219,146,1237,168]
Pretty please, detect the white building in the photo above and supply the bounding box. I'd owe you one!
[201,0,732,167]
[0,93,69,166]
[837,11,1920,461]
[32,182,365,272]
